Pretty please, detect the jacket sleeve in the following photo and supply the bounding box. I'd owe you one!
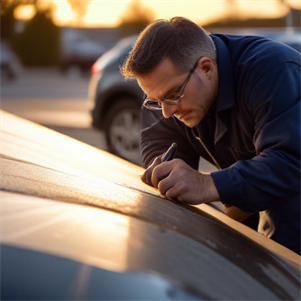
[140,107,200,170]
[211,62,301,212]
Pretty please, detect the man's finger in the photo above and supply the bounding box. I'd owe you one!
[141,169,152,185]
[151,168,160,188]
[151,162,173,188]
[141,155,163,187]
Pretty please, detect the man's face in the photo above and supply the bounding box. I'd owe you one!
[137,57,219,128]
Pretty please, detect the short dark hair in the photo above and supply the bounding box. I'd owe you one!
[120,17,216,78]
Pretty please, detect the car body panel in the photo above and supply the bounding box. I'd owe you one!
[88,35,142,129]
[89,73,142,129]
[1,110,300,299]
[1,243,203,300]
[87,35,143,163]
[88,38,143,128]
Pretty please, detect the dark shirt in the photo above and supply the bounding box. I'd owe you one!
[140,34,301,255]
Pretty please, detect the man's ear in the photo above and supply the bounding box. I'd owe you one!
[198,57,215,79]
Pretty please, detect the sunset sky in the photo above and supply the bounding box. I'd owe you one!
[14,0,301,28]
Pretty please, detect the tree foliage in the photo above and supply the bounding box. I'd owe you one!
[11,10,60,66]
[1,0,37,14]
[1,2,15,40]
[117,0,155,36]
[66,0,92,26]
[1,0,59,66]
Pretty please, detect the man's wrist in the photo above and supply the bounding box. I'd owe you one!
[204,174,221,203]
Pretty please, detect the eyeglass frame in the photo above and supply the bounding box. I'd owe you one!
[143,56,202,110]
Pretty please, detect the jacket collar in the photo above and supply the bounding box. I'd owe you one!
[211,34,235,112]
[210,34,235,144]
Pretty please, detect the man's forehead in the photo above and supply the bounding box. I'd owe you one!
[137,58,183,98]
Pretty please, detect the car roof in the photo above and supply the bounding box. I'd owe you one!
[92,35,137,70]
[1,110,300,299]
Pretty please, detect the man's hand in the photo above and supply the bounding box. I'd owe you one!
[142,158,220,205]
[141,155,163,186]
[141,157,252,222]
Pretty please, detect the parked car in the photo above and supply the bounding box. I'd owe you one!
[88,31,301,165]
[0,41,22,81]
[60,28,106,78]
[1,110,300,300]
[88,35,143,165]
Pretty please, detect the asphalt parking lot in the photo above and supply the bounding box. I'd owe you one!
[1,67,107,150]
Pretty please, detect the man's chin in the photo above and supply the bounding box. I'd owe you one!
[182,121,193,128]
[175,112,202,128]
[181,117,200,128]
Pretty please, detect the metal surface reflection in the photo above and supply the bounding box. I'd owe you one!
[1,191,130,272]
[1,110,300,300]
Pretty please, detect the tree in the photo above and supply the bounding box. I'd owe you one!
[0,0,37,14]
[117,0,155,36]
[66,0,92,26]
[11,9,60,65]
[1,2,16,40]
[1,0,60,65]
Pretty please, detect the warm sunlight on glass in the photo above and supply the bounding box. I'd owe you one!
[74,207,131,272]
[14,4,36,21]
[1,191,131,273]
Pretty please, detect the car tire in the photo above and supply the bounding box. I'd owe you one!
[103,99,142,165]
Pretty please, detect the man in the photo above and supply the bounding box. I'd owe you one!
[120,17,300,254]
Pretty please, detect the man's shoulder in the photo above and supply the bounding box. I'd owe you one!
[212,33,300,89]
[211,33,300,66]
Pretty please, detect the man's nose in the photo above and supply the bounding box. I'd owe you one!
[161,102,178,118]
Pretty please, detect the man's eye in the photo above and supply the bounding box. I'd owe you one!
[164,92,180,101]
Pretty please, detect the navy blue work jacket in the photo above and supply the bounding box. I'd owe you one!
[140,34,301,254]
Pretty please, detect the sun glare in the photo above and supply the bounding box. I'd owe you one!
[14,4,36,21]
[83,0,132,27]
[286,0,301,10]
[235,0,288,19]
[14,0,299,27]
[143,0,226,25]
[52,0,76,26]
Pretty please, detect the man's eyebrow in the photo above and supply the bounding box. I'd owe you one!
[159,85,180,99]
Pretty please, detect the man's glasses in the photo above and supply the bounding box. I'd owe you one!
[143,57,202,110]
